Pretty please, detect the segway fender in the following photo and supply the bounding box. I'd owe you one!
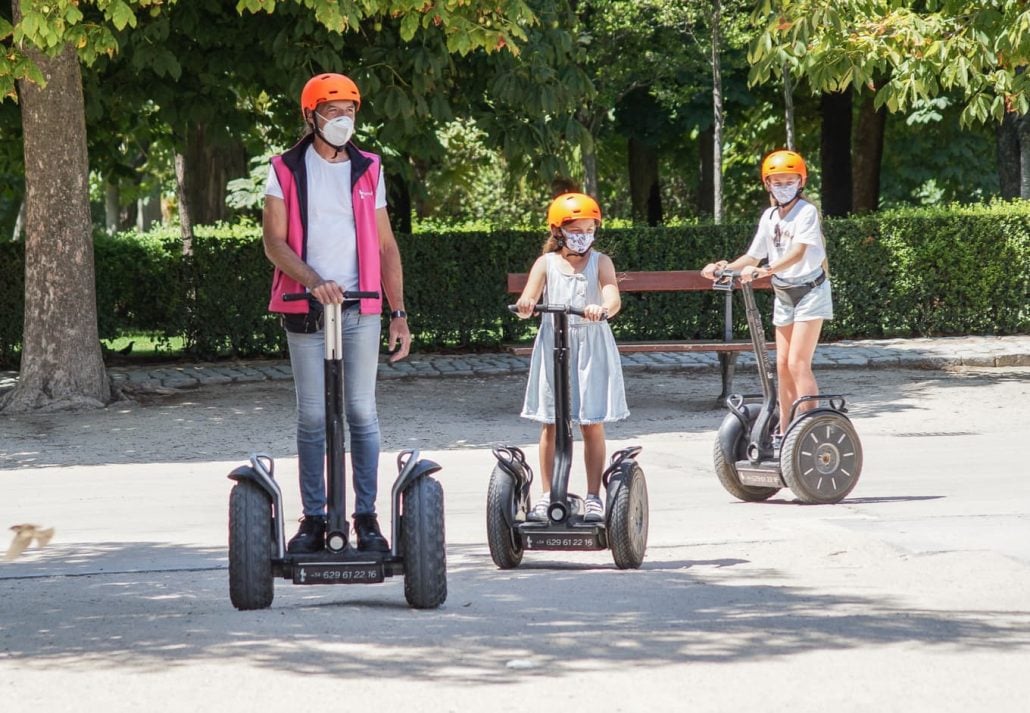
[782,406,845,440]
[716,410,748,464]
[227,453,286,561]
[602,446,643,524]
[391,450,443,559]
[603,461,633,520]
[393,451,443,497]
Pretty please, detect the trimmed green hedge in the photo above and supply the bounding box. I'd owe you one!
[1,202,1027,368]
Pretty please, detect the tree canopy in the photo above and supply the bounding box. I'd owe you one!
[749,0,1030,125]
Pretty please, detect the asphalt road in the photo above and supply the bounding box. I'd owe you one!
[1,366,1028,712]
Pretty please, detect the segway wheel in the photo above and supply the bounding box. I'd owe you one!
[781,411,862,504]
[486,464,524,569]
[228,480,274,610]
[609,462,649,569]
[401,476,447,609]
[714,410,780,502]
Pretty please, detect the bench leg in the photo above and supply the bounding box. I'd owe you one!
[717,352,738,406]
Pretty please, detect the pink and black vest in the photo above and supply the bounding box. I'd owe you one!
[267,135,383,316]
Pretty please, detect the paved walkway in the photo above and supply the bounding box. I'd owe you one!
[1,335,1028,394]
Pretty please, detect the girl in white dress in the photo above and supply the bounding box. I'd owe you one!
[515,193,629,522]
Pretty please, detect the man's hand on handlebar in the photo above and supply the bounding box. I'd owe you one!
[309,279,345,304]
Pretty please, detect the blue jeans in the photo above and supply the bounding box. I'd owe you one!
[286,308,382,517]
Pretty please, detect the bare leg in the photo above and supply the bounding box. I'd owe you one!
[581,423,606,496]
[538,424,555,494]
[778,319,824,430]
[775,325,796,432]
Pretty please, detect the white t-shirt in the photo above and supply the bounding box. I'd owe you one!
[265,145,388,291]
[746,199,826,279]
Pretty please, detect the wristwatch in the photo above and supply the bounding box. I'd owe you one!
[390,310,407,319]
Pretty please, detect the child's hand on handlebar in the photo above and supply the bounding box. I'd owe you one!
[702,261,728,280]
[739,266,769,283]
[583,304,608,321]
[515,296,537,319]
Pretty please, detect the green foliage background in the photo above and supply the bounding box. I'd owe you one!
[1,203,1027,369]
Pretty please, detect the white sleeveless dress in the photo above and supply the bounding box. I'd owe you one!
[521,251,629,425]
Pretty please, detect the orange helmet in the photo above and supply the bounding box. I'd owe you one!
[547,192,602,228]
[761,150,807,183]
[301,73,361,113]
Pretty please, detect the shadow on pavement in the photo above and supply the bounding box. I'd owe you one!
[2,542,1027,681]
[3,367,1015,470]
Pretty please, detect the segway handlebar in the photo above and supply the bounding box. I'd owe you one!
[711,268,741,292]
[282,290,381,302]
[507,303,608,320]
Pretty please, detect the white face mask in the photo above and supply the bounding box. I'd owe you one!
[561,228,595,255]
[769,181,801,206]
[316,113,354,147]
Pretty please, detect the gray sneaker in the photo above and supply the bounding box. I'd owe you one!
[584,495,604,522]
[527,493,550,522]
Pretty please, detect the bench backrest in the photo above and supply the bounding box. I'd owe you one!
[506,269,771,294]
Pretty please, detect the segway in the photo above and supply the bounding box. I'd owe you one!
[486,303,648,569]
[711,269,862,504]
[227,291,446,610]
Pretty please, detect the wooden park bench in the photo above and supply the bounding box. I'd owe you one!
[506,270,774,402]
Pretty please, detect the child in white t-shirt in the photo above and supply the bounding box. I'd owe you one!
[701,150,833,439]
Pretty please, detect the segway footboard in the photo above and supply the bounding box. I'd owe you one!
[715,402,784,499]
[518,521,607,551]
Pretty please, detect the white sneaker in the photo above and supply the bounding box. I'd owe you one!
[584,494,604,522]
[528,492,550,522]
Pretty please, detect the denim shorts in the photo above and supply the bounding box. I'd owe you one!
[772,274,834,327]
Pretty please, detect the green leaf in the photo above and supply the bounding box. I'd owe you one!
[110,1,137,31]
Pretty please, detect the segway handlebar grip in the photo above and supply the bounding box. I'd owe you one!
[508,303,607,320]
[711,268,739,292]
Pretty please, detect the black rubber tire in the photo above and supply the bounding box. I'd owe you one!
[402,476,447,609]
[608,463,649,569]
[714,410,780,502]
[781,411,862,504]
[228,480,274,610]
[486,464,524,569]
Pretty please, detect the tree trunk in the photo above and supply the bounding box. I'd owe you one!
[387,171,412,235]
[697,126,714,218]
[1019,113,1030,200]
[996,112,1021,199]
[820,89,853,217]
[628,138,662,226]
[711,0,723,224]
[2,19,110,411]
[12,198,25,241]
[852,92,887,213]
[104,179,119,233]
[174,151,193,255]
[137,186,162,232]
[782,64,796,151]
[582,144,598,199]
[182,122,247,226]
[576,108,599,198]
